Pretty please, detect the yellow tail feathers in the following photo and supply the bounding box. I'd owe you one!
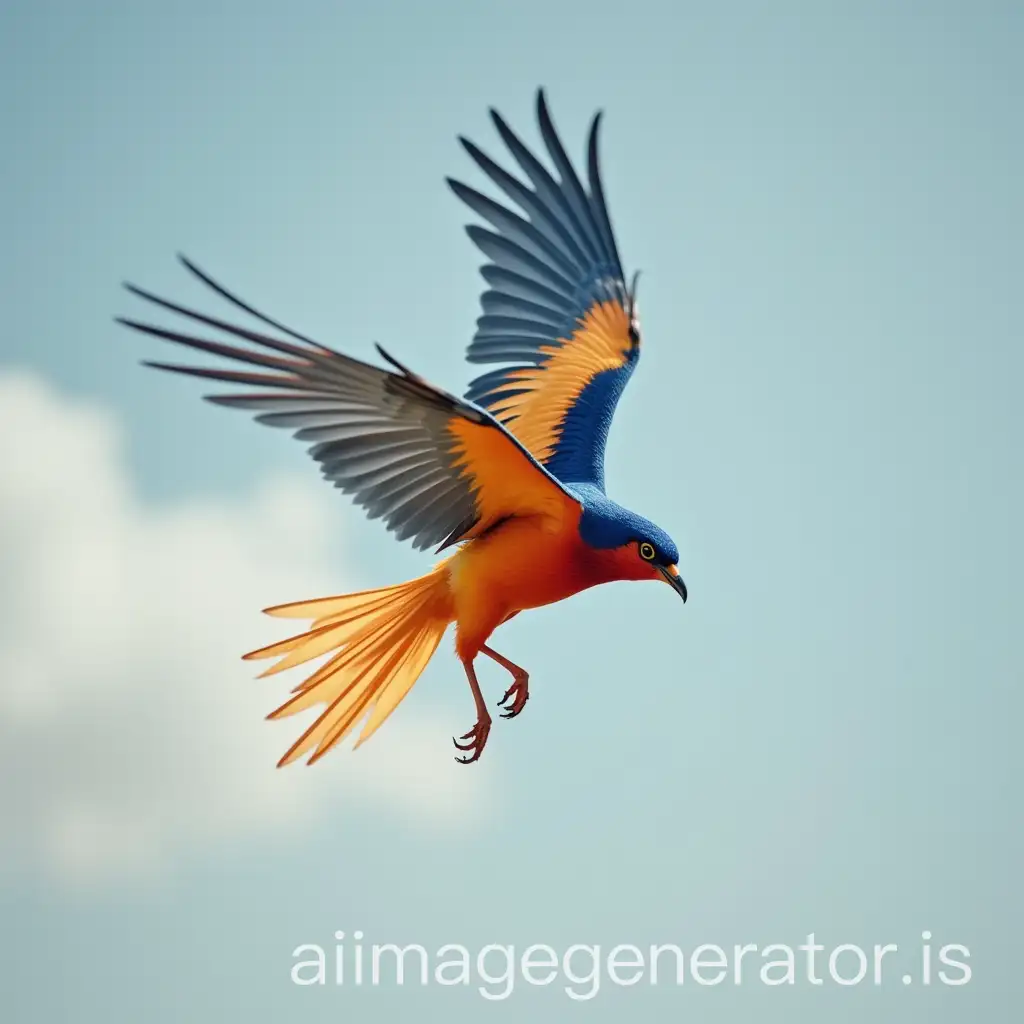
[245,566,453,766]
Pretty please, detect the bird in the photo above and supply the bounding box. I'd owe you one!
[117,88,687,767]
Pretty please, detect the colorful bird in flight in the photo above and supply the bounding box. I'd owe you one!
[118,89,687,766]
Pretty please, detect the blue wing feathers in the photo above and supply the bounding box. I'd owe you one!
[479,290,569,327]
[478,264,572,310]
[463,366,534,403]
[475,316,559,339]
[465,339,555,364]
[457,137,592,269]
[447,178,581,280]
[449,89,636,490]
[488,111,596,260]
[585,113,624,276]
[545,362,636,488]
[535,99,608,261]
[465,227,577,298]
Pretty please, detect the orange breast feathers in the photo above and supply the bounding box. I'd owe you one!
[445,507,603,660]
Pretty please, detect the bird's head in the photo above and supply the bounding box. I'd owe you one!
[575,492,687,602]
[612,521,687,602]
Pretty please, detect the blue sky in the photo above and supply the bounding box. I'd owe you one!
[1,1,1021,1020]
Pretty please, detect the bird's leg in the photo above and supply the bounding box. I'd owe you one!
[481,644,530,720]
[453,657,492,764]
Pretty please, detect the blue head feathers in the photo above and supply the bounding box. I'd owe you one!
[571,483,680,565]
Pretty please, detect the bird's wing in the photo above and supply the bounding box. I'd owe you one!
[118,257,581,552]
[449,89,640,492]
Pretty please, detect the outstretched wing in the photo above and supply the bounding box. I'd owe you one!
[449,89,640,492]
[118,256,580,552]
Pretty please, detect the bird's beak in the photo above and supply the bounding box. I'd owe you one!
[659,563,688,602]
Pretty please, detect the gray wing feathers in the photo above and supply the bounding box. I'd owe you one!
[118,258,486,551]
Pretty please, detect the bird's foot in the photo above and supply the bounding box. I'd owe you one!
[498,672,530,719]
[453,712,492,764]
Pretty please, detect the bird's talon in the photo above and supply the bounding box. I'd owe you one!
[496,675,530,719]
[452,715,491,763]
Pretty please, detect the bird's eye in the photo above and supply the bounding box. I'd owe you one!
[639,541,656,561]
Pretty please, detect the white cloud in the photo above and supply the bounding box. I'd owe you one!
[0,371,488,885]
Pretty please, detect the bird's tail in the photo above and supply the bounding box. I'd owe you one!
[245,564,454,766]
